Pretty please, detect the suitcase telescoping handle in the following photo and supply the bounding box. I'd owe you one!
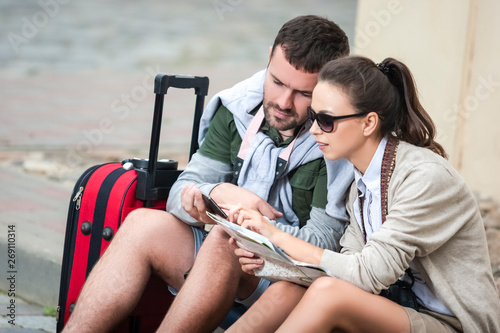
[138,74,209,204]
[149,74,209,169]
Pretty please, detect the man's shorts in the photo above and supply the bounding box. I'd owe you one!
[168,226,272,308]
[404,307,462,333]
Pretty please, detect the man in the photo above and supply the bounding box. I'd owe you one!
[63,15,352,332]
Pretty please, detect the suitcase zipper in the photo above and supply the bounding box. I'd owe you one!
[72,187,84,211]
[57,163,105,332]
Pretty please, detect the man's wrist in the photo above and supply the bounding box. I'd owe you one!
[208,182,231,202]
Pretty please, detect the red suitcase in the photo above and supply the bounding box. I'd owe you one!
[56,74,209,332]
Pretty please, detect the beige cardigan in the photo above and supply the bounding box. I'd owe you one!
[321,141,500,333]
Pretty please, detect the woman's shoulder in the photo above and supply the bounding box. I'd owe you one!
[390,141,477,218]
[397,141,448,166]
[394,141,459,181]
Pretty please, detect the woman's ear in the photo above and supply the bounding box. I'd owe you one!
[362,112,380,137]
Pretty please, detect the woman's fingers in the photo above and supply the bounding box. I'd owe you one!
[238,257,264,275]
[234,247,254,258]
[222,203,243,223]
[234,247,263,274]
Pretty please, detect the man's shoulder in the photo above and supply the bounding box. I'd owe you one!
[213,104,233,120]
[207,104,237,132]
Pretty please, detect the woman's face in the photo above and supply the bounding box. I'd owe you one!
[309,82,367,162]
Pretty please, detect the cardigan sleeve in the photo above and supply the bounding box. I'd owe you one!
[321,159,476,294]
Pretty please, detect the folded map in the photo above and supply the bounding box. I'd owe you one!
[206,212,333,287]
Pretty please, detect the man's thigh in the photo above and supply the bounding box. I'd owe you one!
[120,208,197,289]
[167,226,207,295]
[198,226,265,305]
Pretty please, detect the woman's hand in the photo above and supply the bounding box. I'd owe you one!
[226,204,285,243]
[225,204,285,275]
[226,204,325,269]
[210,183,283,221]
[230,238,264,275]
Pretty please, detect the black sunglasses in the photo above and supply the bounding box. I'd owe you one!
[307,106,369,133]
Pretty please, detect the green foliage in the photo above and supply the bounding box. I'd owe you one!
[43,306,57,317]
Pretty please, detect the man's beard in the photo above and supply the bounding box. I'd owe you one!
[263,101,301,132]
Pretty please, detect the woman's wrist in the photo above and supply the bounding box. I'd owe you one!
[269,227,290,248]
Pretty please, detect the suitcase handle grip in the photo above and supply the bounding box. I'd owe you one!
[143,74,209,203]
[154,74,209,96]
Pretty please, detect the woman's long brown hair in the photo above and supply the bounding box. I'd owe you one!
[319,56,447,158]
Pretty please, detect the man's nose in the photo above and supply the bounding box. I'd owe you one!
[275,89,293,111]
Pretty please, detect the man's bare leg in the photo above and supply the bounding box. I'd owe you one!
[226,281,306,333]
[276,277,411,333]
[63,208,196,333]
[158,226,261,333]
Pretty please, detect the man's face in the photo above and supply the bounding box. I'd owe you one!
[263,45,319,136]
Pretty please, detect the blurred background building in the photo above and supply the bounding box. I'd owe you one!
[356,0,500,202]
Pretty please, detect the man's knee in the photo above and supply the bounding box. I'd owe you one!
[200,225,233,253]
[114,209,194,262]
[123,208,169,227]
[195,226,241,272]
[205,225,230,241]
[120,208,184,237]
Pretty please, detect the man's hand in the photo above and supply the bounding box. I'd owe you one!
[180,183,215,224]
[210,183,283,221]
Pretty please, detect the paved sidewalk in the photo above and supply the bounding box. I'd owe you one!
[0,163,69,307]
[0,291,55,333]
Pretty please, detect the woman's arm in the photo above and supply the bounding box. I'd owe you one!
[320,160,474,293]
[230,206,325,269]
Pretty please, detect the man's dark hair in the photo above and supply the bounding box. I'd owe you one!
[271,15,350,73]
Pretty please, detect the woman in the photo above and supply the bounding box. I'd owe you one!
[225,56,500,332]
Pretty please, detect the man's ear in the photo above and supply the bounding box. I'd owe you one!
[268,46,273,64]
[363,112,380,137]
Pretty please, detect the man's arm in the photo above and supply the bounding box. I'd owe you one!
[167,153,283,226]
[166,106,280,226]
[167,105,235,226]
[270,158,353,251]
[166,152,233,226]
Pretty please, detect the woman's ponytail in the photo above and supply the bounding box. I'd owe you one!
[379,58,447,158]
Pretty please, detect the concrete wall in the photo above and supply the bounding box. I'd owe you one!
[353,0,500,201]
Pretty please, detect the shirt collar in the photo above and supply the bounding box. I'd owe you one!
[354,136,388,197]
